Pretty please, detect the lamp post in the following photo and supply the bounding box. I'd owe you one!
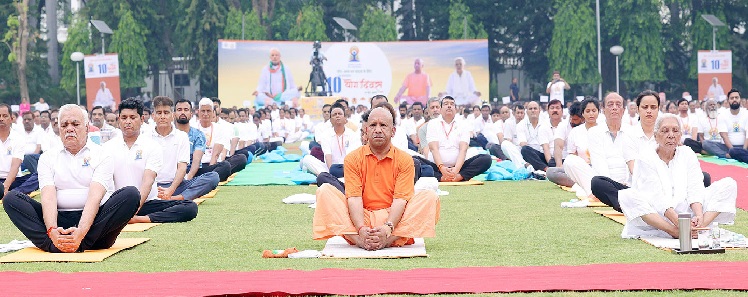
[71,52,84,105]
[610,45,624,94]
[701,14,726,51]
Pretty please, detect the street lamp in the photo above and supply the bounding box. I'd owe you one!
[701,14,726,51]
[71,52,84,105]
[610,45,624,94]
[90,20,113,55]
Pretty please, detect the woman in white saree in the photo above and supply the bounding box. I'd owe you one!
[619,114,737,238]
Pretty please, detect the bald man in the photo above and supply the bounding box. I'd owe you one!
[254,48,300,108]
[313,105,440,251]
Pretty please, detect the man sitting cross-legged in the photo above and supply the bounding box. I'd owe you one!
[149,96,219,202]
[3,104,140,252]
[313,106,440,250]
[425,95,491,182]
[300,102,361,178]
[105,99,197,224]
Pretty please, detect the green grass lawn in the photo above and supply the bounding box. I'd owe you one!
[2,177,748,295]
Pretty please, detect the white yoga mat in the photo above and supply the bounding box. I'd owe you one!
[321,236,428,259]
[640,229,748,250]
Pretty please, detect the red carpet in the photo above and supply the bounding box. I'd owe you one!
[3,262,748,296]
[700,160,748,211]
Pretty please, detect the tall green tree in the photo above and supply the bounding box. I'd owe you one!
[224,7,265,40]
[396,0,450,41]
[448,0,487,40]
[177,0,227,97]
[287,4,329,41]
[606,0,665,88]
[547,0,600,85]
[109,8,149,91]
[60,15,92,95]
[358,6,397,42]
[3,0,32,101]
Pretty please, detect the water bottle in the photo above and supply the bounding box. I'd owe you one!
[678,213,692,251]
[711,222,721,249]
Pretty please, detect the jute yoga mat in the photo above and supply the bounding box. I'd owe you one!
[201,189,219,198]
[0,237,150,263]
[320,236,428,259]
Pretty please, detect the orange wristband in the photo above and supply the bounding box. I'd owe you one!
[47,226,56,237]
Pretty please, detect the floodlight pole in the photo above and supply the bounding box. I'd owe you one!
[101,32,105,54]
[76,61,81,105]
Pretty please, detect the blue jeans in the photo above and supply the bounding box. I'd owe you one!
[703,141,728,158]
[158,171,220,200]
[729,147,748,163]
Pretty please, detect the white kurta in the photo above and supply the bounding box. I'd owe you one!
[619,146,736,238]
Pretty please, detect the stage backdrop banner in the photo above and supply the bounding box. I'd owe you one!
[697,50,731,102]
[84,54,121,111]
[218,40,489,108]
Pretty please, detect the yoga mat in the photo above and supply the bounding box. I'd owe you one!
[593,209,627,225]
[193,198,206,205]
[121,223,161,232]
[640,228,748,250]
[28,190,40,198]
[587,201,609,207]
[321,236,427,259]
[439,180,484,186]
[0,238,150,263]
[4,262,748,295]
[201,189,219,199]
[699,155,748,168]
[225,162,301,186]
[699,160,748,211]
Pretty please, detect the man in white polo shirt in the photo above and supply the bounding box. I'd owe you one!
[4,104,140,253]
[150,96,219,202]
[518,101,554,172]
[0,104,31,196]
[722,89,748,162]
[106,98,197,224]
[425,96,491,182]
[300,102,361,177]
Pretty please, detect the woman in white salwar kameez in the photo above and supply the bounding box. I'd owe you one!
[619,114,737,239]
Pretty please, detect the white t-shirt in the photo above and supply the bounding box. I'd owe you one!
[40,130,63,153]
[547,81,566,103]
[150,127,190,184]
[235,121,258,143]
[320,127,361,164]
[503,117,521,145]
[38,141,115,211]
[0,131,24,178]
[104,135,164,201]
[193,123,229,164]
[516,119,553,152]
[717,109,748,147]
[313,121,332,142]
[696,115,721,143]
[566,124,595,162]
[426,117,470,167]
[20,127,43,154]
[33,102,49,112]
[677,114,698,142]
[483,120,504,145]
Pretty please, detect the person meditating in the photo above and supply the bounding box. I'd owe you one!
[3,104,140,252]
[313,106,440,251]
[425,96,491,182]
[254,48,300,108]
[619,114,737,238]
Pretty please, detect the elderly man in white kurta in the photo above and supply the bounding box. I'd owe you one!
[3,104,140,253]
[255,48,300,108]
[619,114,736,239]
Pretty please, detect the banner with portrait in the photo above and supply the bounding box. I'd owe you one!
[697,50,732,103]
[84,53,121,111]
[218,39,489,115]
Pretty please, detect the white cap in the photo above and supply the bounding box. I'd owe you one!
[198,97,213,107]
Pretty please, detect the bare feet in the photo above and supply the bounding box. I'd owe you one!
[128,215,152,224]
[452,173,464,182]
